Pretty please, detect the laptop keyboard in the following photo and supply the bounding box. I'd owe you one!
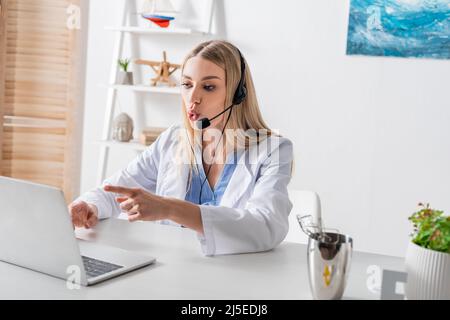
[82,256,123,278]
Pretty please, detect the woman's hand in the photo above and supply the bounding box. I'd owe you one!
[68,200,99,229]
[104,185,170,222]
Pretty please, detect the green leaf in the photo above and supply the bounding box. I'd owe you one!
[409,203,450,254]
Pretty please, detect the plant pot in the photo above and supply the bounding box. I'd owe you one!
[405,241,450,300]
[117,71,133,85]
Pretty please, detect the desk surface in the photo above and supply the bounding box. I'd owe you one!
[0,219,404,299]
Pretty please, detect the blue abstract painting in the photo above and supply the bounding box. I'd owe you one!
[346,0,450,59]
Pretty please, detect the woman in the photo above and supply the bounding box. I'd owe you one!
[70,40,294,256]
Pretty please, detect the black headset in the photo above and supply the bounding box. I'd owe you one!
[232,49,248,105]
[190,48,248,204]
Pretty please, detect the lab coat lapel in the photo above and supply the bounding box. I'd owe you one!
[219,151,255,207]
[158,161,190,200]
[159,143,255,206]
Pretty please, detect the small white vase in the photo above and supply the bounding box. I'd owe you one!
[405,241,450,300]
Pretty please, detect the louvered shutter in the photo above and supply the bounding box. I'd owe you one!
[0,0,85,202]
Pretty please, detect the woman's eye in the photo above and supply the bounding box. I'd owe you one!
[203,85,215,91]
[181,82,192,88]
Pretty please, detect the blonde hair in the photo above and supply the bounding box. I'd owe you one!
[176,40,286,192]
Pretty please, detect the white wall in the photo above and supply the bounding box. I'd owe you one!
[81,0,450,258]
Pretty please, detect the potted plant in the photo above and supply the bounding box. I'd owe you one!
[405,203,450,300]
[117,58,133,85]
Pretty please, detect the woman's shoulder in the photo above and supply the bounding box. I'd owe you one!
[152,123,184,146]
[160,123,183,138]
[269,133,292,147]
[139,124,182,157]
[243,132,293,164]
[259,132,293,152]
[265,133,293,161]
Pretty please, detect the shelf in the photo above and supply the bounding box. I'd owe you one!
[105,26,206,35]
[96,0,215,185]
[104,84,181,95]
[96,140,148,151]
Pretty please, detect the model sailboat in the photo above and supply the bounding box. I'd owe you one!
[141,0,177,28]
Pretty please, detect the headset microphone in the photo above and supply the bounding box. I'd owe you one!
[194,104,234,130]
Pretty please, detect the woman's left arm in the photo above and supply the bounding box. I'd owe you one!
[195,138,294,256]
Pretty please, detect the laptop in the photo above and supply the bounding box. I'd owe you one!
[0,176,156,286]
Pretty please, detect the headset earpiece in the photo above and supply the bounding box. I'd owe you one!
[232,82,247,105]
[232,50,247,105]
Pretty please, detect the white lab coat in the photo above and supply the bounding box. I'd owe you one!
[78,124,294,256]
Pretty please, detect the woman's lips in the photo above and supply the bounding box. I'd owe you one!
[188,112,200,121]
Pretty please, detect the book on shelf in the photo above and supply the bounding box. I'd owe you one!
[140,127,167,146]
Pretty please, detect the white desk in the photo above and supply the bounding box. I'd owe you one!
[0,219,404,299]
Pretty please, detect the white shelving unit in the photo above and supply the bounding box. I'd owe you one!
[96,0,215,185]
[96,139,147,152]
[104,26,205,35]
[102,84,181,95]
